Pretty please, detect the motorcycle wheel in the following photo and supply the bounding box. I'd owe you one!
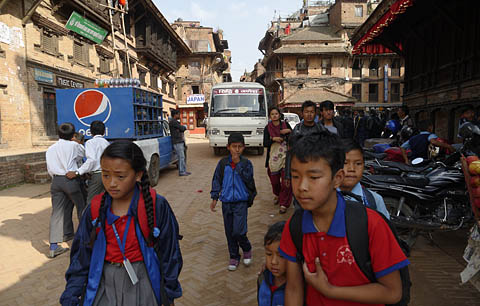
[383,197,419,248]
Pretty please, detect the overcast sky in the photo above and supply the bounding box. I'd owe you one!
[155,0,303,81]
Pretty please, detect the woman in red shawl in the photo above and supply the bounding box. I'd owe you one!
[263,107,293,214]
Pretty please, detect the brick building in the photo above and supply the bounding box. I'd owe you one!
[0,0,190,149]
[351,0,480,142]
[256,0,404,114]
[172,20,231,135]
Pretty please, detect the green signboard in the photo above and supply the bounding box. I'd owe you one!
[65,11,108,44]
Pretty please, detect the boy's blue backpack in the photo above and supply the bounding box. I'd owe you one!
[289,195,411,306]
[217,156,257,207]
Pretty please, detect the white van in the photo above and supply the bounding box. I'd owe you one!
[207,82,268,155]
[283,112,300,130]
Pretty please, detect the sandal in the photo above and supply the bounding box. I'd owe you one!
[273,196,279,205]
[279,206,287,214]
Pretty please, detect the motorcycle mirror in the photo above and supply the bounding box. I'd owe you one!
[412,157,424,165]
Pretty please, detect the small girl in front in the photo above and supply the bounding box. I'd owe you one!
[60,140,182,306]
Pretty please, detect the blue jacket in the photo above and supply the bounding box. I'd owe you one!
[60,187,183,306]
[211,155,253,203]
[257,270,285,306]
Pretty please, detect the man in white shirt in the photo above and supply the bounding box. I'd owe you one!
[66,121,109,205]
[46,123,85,258]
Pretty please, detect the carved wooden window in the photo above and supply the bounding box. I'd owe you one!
[42,31,58,55]
[369,59,379,77]
[352,84,362,101]
[120,56,129,78]
[162,80,167,94]
[353,59,362,78]
[99,57,110,74]
[391,83,401,102]
[189,61,201,76]
[391,58,401,77]
[150,74,158,89]
[321,58,332,75]
[368,83,378,102]
[297,58,308,74]
[169,83,174,98]
[139,70,147,86]
[73,40,89,66]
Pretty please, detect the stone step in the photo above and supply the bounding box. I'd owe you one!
[33,171,51,184]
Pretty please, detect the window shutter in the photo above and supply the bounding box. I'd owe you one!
[74,41,82,62]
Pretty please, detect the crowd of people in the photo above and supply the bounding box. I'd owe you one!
[49,99,416,305]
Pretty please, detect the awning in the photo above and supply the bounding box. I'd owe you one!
[353,0,415,55]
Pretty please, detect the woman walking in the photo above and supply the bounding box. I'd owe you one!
[263,107,293,214]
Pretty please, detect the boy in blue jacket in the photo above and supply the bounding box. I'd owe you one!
[258,221,287,306]
[210,132,255,271]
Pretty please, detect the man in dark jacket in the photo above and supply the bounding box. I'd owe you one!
[341,108,355,139]
[169,110,190,176]
[319,100,346,138]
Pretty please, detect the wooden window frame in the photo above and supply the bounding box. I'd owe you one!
[352,84,362,101]
[296,57,308,74]
[150,73,158,90]
[138,69,147,86]
[352,59,362,78]
[355,6,363,17]
[391,83,401,102]
[368,83,379,102]
[321,57,332,75]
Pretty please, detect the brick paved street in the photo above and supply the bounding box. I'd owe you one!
[0,138,479,306]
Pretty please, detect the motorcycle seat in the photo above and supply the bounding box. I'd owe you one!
[363,174,430,187]
[375,160,431,174]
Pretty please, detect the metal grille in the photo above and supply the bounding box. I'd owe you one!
[224,131,252,136]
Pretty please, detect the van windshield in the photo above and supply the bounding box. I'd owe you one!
[211,88,266,117]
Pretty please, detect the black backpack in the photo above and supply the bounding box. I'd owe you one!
[289,198,411,306]
[218,156,257,207]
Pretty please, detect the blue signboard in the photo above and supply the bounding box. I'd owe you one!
[34,68,54,84]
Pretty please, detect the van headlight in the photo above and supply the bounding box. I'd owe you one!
[256,128,264,135]
[210,128,220,136]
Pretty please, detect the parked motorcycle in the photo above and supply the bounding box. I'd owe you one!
[361,158,471,247]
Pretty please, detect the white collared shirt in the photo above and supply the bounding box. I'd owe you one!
[77,135,110,175]
[341,183,391,219]
[46,139,85,177]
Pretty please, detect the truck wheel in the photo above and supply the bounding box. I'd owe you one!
[214,147,222,156]
[148,154,160,187]
[257,147,264,155]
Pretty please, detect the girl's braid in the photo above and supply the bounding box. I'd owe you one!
[140,171,155,244]
[89,193,107,248]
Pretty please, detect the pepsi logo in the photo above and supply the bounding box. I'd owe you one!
[73,90,112,127]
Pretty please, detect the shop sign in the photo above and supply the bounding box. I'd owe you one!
[65,11,108,44]
[56,76,84,89]
[213,88,264,95]
[34,68,54,84]
[187,94,205,104]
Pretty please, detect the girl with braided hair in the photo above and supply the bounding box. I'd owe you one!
[60,140,183,306]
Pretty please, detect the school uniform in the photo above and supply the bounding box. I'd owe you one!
[257,270,285,306]
[342,183,390,219]
[279,192,409,306]
[77,135,110,205]
[60,185,183,306]
[211,156,253,261]
[401,131,438,160]
[46,139,86,244]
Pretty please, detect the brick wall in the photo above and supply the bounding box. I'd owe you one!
[0,151,46,189]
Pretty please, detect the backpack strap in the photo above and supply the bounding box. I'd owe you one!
[289,209,305,263]
[239,156,257,207]
[344,201,376,283]
[362,187,377,211]
[218,156,230,186]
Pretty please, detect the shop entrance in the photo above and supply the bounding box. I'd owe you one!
[43,88,57,136]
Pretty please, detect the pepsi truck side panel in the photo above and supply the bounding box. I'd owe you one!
[56,88,136,138]
[55,87,178,186]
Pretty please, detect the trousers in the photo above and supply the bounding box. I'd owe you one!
[222,202,251,260]
[50,176,86,243]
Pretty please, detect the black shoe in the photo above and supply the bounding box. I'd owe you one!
[63,234,75,242]
[48,246,69,258]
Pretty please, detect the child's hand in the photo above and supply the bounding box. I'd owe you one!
[303,257,334,297]
[210,200,218,212]
[272,137,283,143]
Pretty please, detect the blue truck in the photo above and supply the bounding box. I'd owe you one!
[56,87,178,186]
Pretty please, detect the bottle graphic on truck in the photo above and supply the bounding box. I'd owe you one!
[207,82,268,155]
